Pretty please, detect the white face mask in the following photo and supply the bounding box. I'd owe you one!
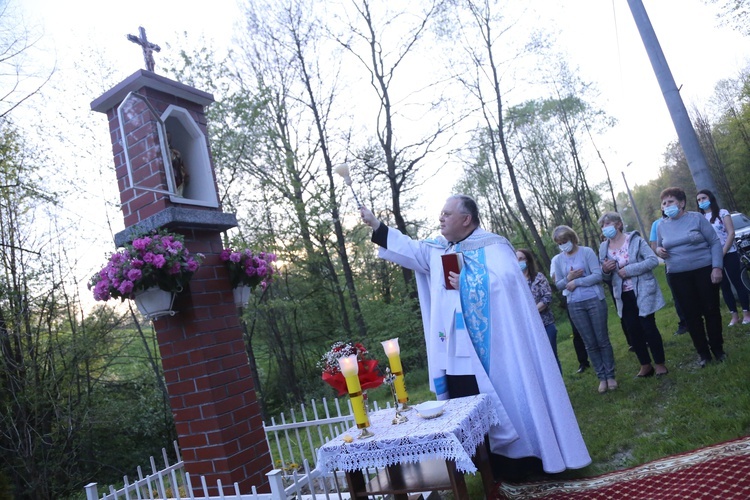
[558,241,574,254]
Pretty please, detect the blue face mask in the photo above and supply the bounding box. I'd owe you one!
[602,226,617,239]
[698,200,711,210]
[558,241,574,254]
[664,205,680,219]
[519,261,527,271]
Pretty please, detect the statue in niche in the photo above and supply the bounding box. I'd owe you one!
[167,132,188,197]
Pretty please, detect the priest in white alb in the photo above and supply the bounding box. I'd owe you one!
[360,195,591,480]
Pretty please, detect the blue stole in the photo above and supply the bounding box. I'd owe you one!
[455,242,492,374]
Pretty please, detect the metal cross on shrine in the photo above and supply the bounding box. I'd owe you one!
[127,26,161,72]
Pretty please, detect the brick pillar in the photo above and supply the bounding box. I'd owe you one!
[91,70,271,494]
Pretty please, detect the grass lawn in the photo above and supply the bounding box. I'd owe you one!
[287,265,750,497]
[556,264,750,477]
[456,264,750,495]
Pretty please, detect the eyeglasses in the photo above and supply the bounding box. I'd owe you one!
[440,211,470,218]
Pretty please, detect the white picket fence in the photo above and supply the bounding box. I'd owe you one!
[85,397,392,500]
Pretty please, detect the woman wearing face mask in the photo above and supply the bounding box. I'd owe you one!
[656,187,725,367]
[696,189,750,326]
[552,225,616,393]
[598,212,668,377]
[517,248,562,372]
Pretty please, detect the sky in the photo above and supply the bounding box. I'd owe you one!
[11,0,750,240]
[551,0,749,186]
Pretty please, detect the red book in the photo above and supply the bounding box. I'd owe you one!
[441,253,464,289]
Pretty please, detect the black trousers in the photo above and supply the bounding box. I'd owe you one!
[445,374,544,482]
[668,266,724,360]
[620,290,666,365]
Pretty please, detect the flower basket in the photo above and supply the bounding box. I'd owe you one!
[134,286,176,320]
[319,342,384,397]
[221,247,277,292]
[89,230,203,317]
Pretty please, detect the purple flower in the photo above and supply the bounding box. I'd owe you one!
[132,237,151,251]
[220,249,231,261]
[127,268,142,281]
[142,252,155,264]
[118,280,134,295]
[186,259,199,272]
[245,266,257,277]
[93,280,111,301]
[229,252,241,263]
[152,254,167,268]
[169,261,181,275]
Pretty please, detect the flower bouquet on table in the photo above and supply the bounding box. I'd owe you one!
[318,341,384,396]
[89,230,203,301]
[220,247,277,291]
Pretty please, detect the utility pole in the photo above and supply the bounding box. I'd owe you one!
[626,0,722,205]
[622,166,647,237]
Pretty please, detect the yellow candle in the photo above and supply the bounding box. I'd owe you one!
[382,339,408,403]
[344,373,369,428]
[338,354,369,428]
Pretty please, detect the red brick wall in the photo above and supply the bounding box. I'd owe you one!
[97,83,271,494]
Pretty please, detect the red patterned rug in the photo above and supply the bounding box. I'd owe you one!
[496,436,750,499]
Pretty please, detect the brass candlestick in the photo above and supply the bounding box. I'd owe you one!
[385,368,408,425]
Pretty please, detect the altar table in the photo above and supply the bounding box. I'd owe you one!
[315,394,499,499]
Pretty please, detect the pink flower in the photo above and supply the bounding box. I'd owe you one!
[186,259,199,272]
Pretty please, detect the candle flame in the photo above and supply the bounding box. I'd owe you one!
[381,338,400,356]
[338,354,359,376]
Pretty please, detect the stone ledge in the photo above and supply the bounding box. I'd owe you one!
[114,207,237,247]
[91,69,214,113]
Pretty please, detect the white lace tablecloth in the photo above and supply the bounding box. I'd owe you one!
[316,394,499,474]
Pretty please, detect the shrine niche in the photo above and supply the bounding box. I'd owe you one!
[161,104,218,207]
[114,92,218,209]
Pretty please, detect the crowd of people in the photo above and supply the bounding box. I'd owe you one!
[548,186,736,391]
[357,187,743,481]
